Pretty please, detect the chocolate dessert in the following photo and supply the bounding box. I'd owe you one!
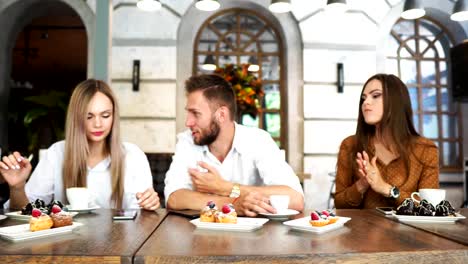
[396,198,414,215]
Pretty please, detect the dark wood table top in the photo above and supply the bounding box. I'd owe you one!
[380,208,468,246]
[0,208,168,264]
[134,209,468,264]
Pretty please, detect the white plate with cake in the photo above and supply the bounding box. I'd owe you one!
[5,211,78,221]
[283,216,351,234]
[0,222,83,242]
[392,212,466,224]
[191,217,269,232]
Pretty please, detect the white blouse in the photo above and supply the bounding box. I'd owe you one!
[4,141,153,209]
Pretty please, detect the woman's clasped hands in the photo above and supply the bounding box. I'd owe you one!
[355,151,391,196]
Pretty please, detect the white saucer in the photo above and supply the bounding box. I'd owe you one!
[0,215,7,221]
[258,209,300,220]
[65,205,100,213]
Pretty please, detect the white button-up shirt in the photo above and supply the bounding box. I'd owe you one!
[164,123,303,204]
[4,141,153,209]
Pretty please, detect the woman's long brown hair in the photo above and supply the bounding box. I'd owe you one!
[63,79,125,209]
[353,74,420,173]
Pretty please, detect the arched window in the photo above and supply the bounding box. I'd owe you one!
[193,9,285,148]
[385,18,462,171]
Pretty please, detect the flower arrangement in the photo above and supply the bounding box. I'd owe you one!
[214,64,264,120]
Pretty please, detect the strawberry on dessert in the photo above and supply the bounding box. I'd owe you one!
[309,211,329,227]
[29,208,53,232]
[50,205,73,228]
[215,203,237,223]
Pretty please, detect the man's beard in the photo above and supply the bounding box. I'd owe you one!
[194,117,220,146]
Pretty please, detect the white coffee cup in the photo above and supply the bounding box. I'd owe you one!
[411,188,446,206]
[269,195,290,213]
[66,187,90,209]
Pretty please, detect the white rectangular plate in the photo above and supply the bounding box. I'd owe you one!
[0,222,83,242]
[190,217,269,232]
[283,216,351,234]
[5,211,79,221]
[392,212,466,224]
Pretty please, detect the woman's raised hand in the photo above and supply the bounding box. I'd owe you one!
[0,151,32,189]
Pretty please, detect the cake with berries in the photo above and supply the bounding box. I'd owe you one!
[200,201,218,222]
[50,205,73,228]
[309,211,330,227]
[29,208,53,232]
[215,204,237,223]
[321,209,339,224]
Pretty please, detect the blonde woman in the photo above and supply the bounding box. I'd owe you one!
[1,79,160,210]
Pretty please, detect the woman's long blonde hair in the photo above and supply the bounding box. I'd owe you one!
[63,79,125,208]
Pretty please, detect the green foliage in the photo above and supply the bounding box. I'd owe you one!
[23,90,69,153]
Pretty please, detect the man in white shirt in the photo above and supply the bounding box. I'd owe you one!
[165,74,304,216]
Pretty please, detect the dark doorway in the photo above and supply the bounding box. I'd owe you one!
[8,10,87,157]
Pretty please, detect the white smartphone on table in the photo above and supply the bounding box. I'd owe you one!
[112,210,137,220]
[376,207,394,215]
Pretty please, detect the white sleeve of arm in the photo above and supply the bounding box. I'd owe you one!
[3,148,56,209]
[255,133,304,196]
[164,135,198,206]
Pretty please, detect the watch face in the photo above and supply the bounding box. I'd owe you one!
[392,187,400,198]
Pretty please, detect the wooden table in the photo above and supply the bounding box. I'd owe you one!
[0,209,167,264]
[134,209,468,264]
[380,208,468,246]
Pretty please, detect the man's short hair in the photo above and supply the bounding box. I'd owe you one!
[185,74,237,120]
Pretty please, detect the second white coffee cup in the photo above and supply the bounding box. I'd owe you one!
[270,195,290,213]
[411,188,446,206]
[66,187,90,209]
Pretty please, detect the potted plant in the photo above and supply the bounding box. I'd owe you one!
[214,64,264,122]
[23,90,69,155]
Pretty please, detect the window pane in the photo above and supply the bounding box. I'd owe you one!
[422,87,437,111]
[408,87,419,111]
[442,142,459,167]
[400,59,417,84]
[442,114,458,138]
[423,114,438,138]
[264,84,280,109]
[264,113,280,138]
[440,87,449,111]
[262,56,279,80]
[421,61,436,84]
[440,62,447,85]
[423,47,435,58]
[393,20,415,38]
[435,40,446,59]
[413,114,419,133]
[242,114,258,128]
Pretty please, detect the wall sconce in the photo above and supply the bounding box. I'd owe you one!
[401,0,425,20]
[248,55,259,72]
[325,0,347,13]
[195,0,220,11]
[337,63,344,93]
[451,0,468,21]
[269,0,292,13]
[132,60,140,92]
[202,45,217,71]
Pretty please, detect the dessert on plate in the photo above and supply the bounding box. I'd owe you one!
[200,201,218,222]
[215,204,237,223]
[29,208,53,232]
[309,211,329,227]
[50,205,73,228]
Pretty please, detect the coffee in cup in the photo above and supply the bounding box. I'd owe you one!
[269,195,290,213]
[411,188,446,206]
[66,187,90,209]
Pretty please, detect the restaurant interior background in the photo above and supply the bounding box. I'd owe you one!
[0,0,467,209]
